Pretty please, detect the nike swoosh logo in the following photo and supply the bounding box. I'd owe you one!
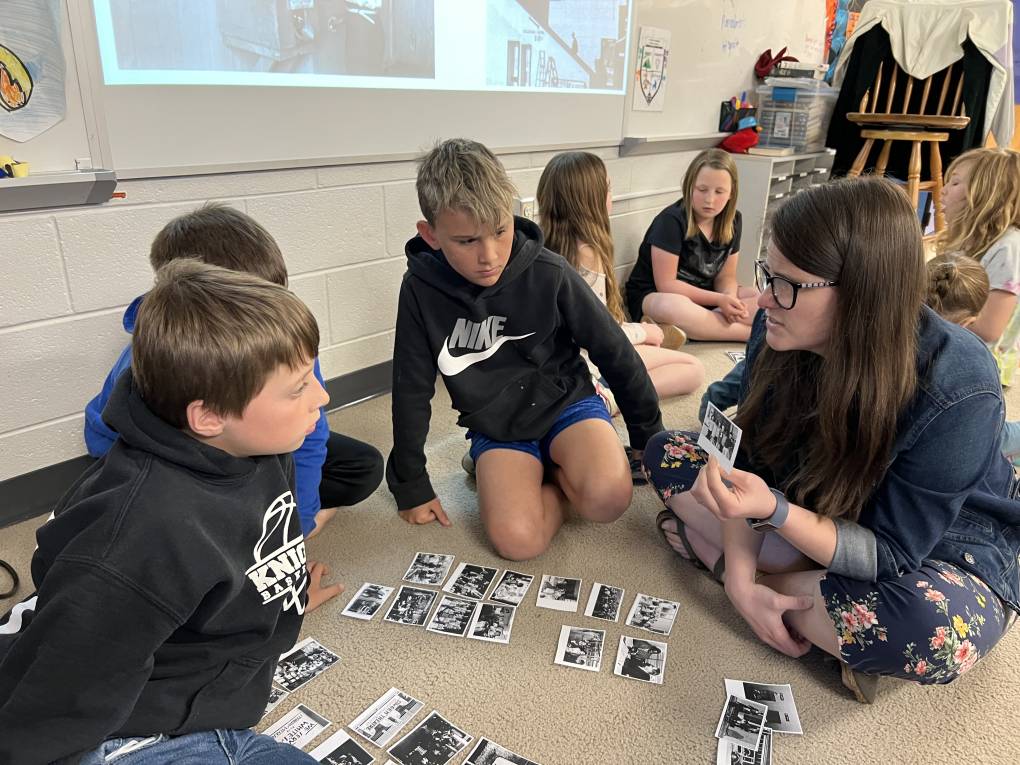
[437,333,534,376]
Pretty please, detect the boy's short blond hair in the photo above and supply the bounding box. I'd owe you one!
[149,203,289,287]
[416,138,517,228]
[132,259,318,428]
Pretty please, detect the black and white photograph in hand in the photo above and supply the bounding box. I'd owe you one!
[698,401,743,472]
[715,694,768,753]
[273,637,341,692]
[387,711,473,765]
[402,552,455,586]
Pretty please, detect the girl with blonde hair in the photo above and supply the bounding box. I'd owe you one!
[937,147,1020,384]
[624,148,759,342]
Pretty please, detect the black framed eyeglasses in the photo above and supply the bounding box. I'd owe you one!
[754,261,837,310]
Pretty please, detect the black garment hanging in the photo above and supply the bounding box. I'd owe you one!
[827,25,993,179]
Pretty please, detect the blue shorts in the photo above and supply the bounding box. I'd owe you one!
[468,394,612,466]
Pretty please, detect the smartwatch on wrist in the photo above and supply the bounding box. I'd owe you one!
[747,488,789,533]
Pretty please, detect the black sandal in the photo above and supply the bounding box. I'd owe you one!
[655,509,725,585]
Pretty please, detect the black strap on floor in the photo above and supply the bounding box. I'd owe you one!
[0,558,18,599]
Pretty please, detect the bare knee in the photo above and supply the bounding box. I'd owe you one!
[490,522,550,561]
[574,477,632,523]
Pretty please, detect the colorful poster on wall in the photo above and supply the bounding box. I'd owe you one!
[632,25,670,112]
[0,0,66,142]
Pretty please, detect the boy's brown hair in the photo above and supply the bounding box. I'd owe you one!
[416,138,517,229]
[132,259,318,428]
[149,203,288,286]
[926,252,991,326]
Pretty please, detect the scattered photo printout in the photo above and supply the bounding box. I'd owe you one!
[263,686,289,716]
[553,625,606,672]
[264,703,331,750]
[350,687,424,748]
[465,737,541,765]
[342,583,396,621]
[387,711,473,765]
[402,552,455,586]
[726,350,746,365]
[384,586,439,627]
[724,679,802,735]
[536,575,582,612]
[625,593,680,637]
[584,582,625,622]
[716,728,772,765]
[442,562,499,601]
[614,635,667,685]
[715,694,768,753]
[698,401,743,473]
[310,729,375,765]
[426,595,478,637]
[489,570,534,606]
[274,637,341,692]
[467,603,517,644]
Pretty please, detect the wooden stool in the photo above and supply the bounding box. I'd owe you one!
[844,60,970,232]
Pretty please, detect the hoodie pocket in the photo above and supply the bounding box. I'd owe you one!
[178,656,268,730]
[458,373,569,441]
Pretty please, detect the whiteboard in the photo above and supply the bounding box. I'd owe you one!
[0,1,105,174]
[624,0,827,139]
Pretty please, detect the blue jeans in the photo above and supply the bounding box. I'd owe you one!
[79,730,316,765]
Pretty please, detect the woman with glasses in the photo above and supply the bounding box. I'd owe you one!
[642,177,1020,702]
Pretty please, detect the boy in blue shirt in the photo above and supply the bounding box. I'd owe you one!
[84,204,383,538]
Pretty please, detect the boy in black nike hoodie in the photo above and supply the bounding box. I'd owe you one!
[0,261,341,765]
[387,138,664,559]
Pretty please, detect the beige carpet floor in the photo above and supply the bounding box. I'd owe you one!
[3,341,1020,764]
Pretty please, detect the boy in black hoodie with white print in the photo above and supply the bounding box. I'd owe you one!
[387,139,664,560]
[0,261,341,765]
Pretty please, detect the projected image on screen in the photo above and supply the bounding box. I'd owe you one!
[490,0,629,90]
[105,0,435,78]
[94,0,632,94]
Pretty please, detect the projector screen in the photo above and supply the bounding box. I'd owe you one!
[89,1,633,175]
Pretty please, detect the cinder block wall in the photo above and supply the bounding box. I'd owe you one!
[0,145,699,481]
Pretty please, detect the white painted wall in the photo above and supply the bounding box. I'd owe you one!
[0,145,699,481]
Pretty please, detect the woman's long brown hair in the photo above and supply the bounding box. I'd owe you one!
[537,151,625,323]
[735,177,927,520]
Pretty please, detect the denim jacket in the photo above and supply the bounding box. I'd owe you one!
[740,307,1020,614]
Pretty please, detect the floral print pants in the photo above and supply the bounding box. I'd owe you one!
[642,430,1016,683]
